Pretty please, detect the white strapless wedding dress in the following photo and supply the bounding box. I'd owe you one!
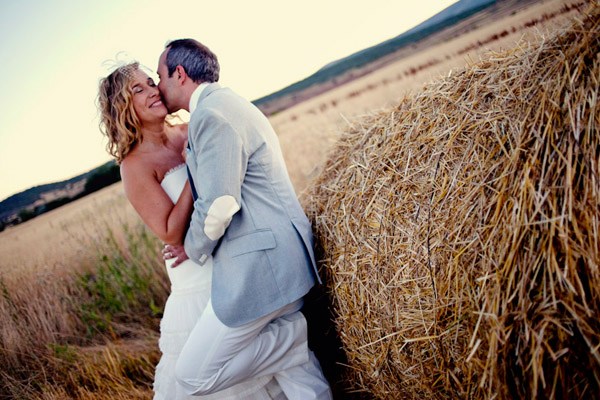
[153,164,283,400]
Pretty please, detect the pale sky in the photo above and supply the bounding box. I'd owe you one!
[0,0,457,201]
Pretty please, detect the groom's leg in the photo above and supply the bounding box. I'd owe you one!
[275,349,333,399]
[175,299,309,396]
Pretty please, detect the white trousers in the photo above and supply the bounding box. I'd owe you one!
[175,299,332,399]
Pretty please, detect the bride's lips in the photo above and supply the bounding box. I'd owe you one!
[150,99,163,108]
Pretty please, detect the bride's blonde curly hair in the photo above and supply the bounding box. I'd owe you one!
[97,62,142,163]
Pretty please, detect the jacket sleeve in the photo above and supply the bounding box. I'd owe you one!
[184,109,247,264]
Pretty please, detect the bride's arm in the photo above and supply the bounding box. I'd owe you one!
[163,183,193,245]
[121,160,193,245]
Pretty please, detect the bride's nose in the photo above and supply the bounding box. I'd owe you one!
[149,86,159,97]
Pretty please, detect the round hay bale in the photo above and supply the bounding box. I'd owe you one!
[305,6,599,400]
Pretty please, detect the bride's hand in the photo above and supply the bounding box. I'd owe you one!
[182,140,188,160]
[162,244,189,268]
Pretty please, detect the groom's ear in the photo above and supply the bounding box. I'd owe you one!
[175,65,187,85]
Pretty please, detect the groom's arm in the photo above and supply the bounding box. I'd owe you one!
[184,109,247,264]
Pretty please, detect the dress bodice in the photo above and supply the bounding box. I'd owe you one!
[160,164,212,291]
[161,164,188,204]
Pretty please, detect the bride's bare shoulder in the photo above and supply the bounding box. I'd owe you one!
[120,151,152,181]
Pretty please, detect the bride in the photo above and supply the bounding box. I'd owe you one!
[97,62,283,399]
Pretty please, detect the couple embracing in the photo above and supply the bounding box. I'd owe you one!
[98,39,332,399]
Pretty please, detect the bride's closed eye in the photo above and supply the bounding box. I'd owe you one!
[131,79,156,94]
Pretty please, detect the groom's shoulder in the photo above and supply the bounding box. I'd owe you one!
[208,87,257,114]
[210,85,249,102]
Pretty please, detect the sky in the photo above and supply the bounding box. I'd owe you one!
[0,0,457,201]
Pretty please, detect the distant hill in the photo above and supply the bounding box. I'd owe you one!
[252,0,497,115]
[1,174,89,220]
[402,0,497,36]
[0,161,119,228]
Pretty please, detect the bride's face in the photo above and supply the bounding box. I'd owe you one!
[130,69,168,124]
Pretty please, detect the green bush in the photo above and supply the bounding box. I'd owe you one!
[84,161,121,194]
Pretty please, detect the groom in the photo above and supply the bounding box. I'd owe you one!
[158,39,332,399]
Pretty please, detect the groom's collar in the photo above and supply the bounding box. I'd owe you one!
[189,82,210,114]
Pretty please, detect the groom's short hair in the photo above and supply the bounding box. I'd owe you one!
[165,39,220,83]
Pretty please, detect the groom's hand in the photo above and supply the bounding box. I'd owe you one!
[162,244,189,268]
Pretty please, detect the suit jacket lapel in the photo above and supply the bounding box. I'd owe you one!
[186,82,221,201]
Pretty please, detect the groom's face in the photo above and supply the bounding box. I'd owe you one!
[157,49,180,113]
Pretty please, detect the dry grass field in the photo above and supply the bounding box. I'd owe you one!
[0,0,593,398]
[0,184,136,274]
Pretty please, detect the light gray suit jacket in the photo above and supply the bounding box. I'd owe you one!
[184,83,320,327]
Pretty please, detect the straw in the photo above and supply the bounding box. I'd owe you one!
[305,4,600,399]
